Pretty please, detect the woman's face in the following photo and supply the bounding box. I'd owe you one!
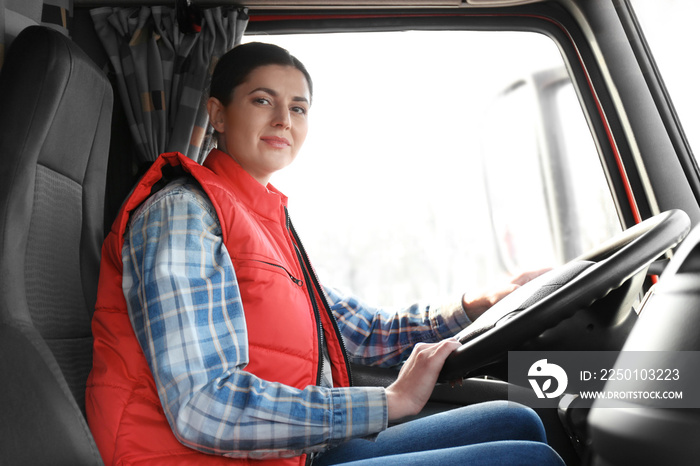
[208,64,311,185]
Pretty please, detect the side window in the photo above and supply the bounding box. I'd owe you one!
[482,68,621,274]
[244,31,620,305]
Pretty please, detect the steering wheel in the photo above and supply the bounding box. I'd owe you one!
[439,209,691,382]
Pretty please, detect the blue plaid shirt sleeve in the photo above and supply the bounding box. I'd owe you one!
[121,179,387,459]
[324,287,471,368]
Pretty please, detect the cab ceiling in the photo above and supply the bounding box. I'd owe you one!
[74,0,545,9]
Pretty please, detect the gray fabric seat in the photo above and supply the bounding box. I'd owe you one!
[0,25,112,464]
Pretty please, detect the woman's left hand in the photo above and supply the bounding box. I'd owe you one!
[461,267,551,321]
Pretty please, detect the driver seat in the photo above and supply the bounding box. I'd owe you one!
[0,26,112,464]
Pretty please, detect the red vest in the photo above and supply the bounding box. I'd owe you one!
[86,150,351,465]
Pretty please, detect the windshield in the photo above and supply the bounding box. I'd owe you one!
[629,0,699,156]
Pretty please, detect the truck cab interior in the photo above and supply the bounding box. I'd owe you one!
[1,1,699,465]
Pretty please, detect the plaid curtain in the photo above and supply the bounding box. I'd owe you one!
[41,0,72,36]
[91,6,248,163]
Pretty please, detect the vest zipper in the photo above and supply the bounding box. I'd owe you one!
[250,259,303,286]
[290,237,325,386]
[285,207,354,387]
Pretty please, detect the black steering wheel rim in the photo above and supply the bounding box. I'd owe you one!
[439,209,691,382]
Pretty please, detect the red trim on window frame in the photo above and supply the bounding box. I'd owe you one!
[250,11,643,225]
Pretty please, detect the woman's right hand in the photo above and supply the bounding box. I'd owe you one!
[385,338,461,421]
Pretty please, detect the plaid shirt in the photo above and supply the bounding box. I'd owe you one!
[122,178,471,459]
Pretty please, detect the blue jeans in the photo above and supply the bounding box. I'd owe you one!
[314,401,566,465]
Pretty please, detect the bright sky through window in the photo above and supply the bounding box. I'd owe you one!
[242,31,578,306]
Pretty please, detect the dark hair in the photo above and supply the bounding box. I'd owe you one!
[209,42,313,106]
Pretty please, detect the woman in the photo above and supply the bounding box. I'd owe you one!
[86,42,565,466]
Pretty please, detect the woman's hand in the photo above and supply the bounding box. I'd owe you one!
[385,338,461,421]
[383,268,551,422]
[461,268,552,321]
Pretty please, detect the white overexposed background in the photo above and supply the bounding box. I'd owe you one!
[630,0,699,156]
[241,30,600,307]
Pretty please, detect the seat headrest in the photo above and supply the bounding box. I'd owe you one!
[0,25,113,185]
